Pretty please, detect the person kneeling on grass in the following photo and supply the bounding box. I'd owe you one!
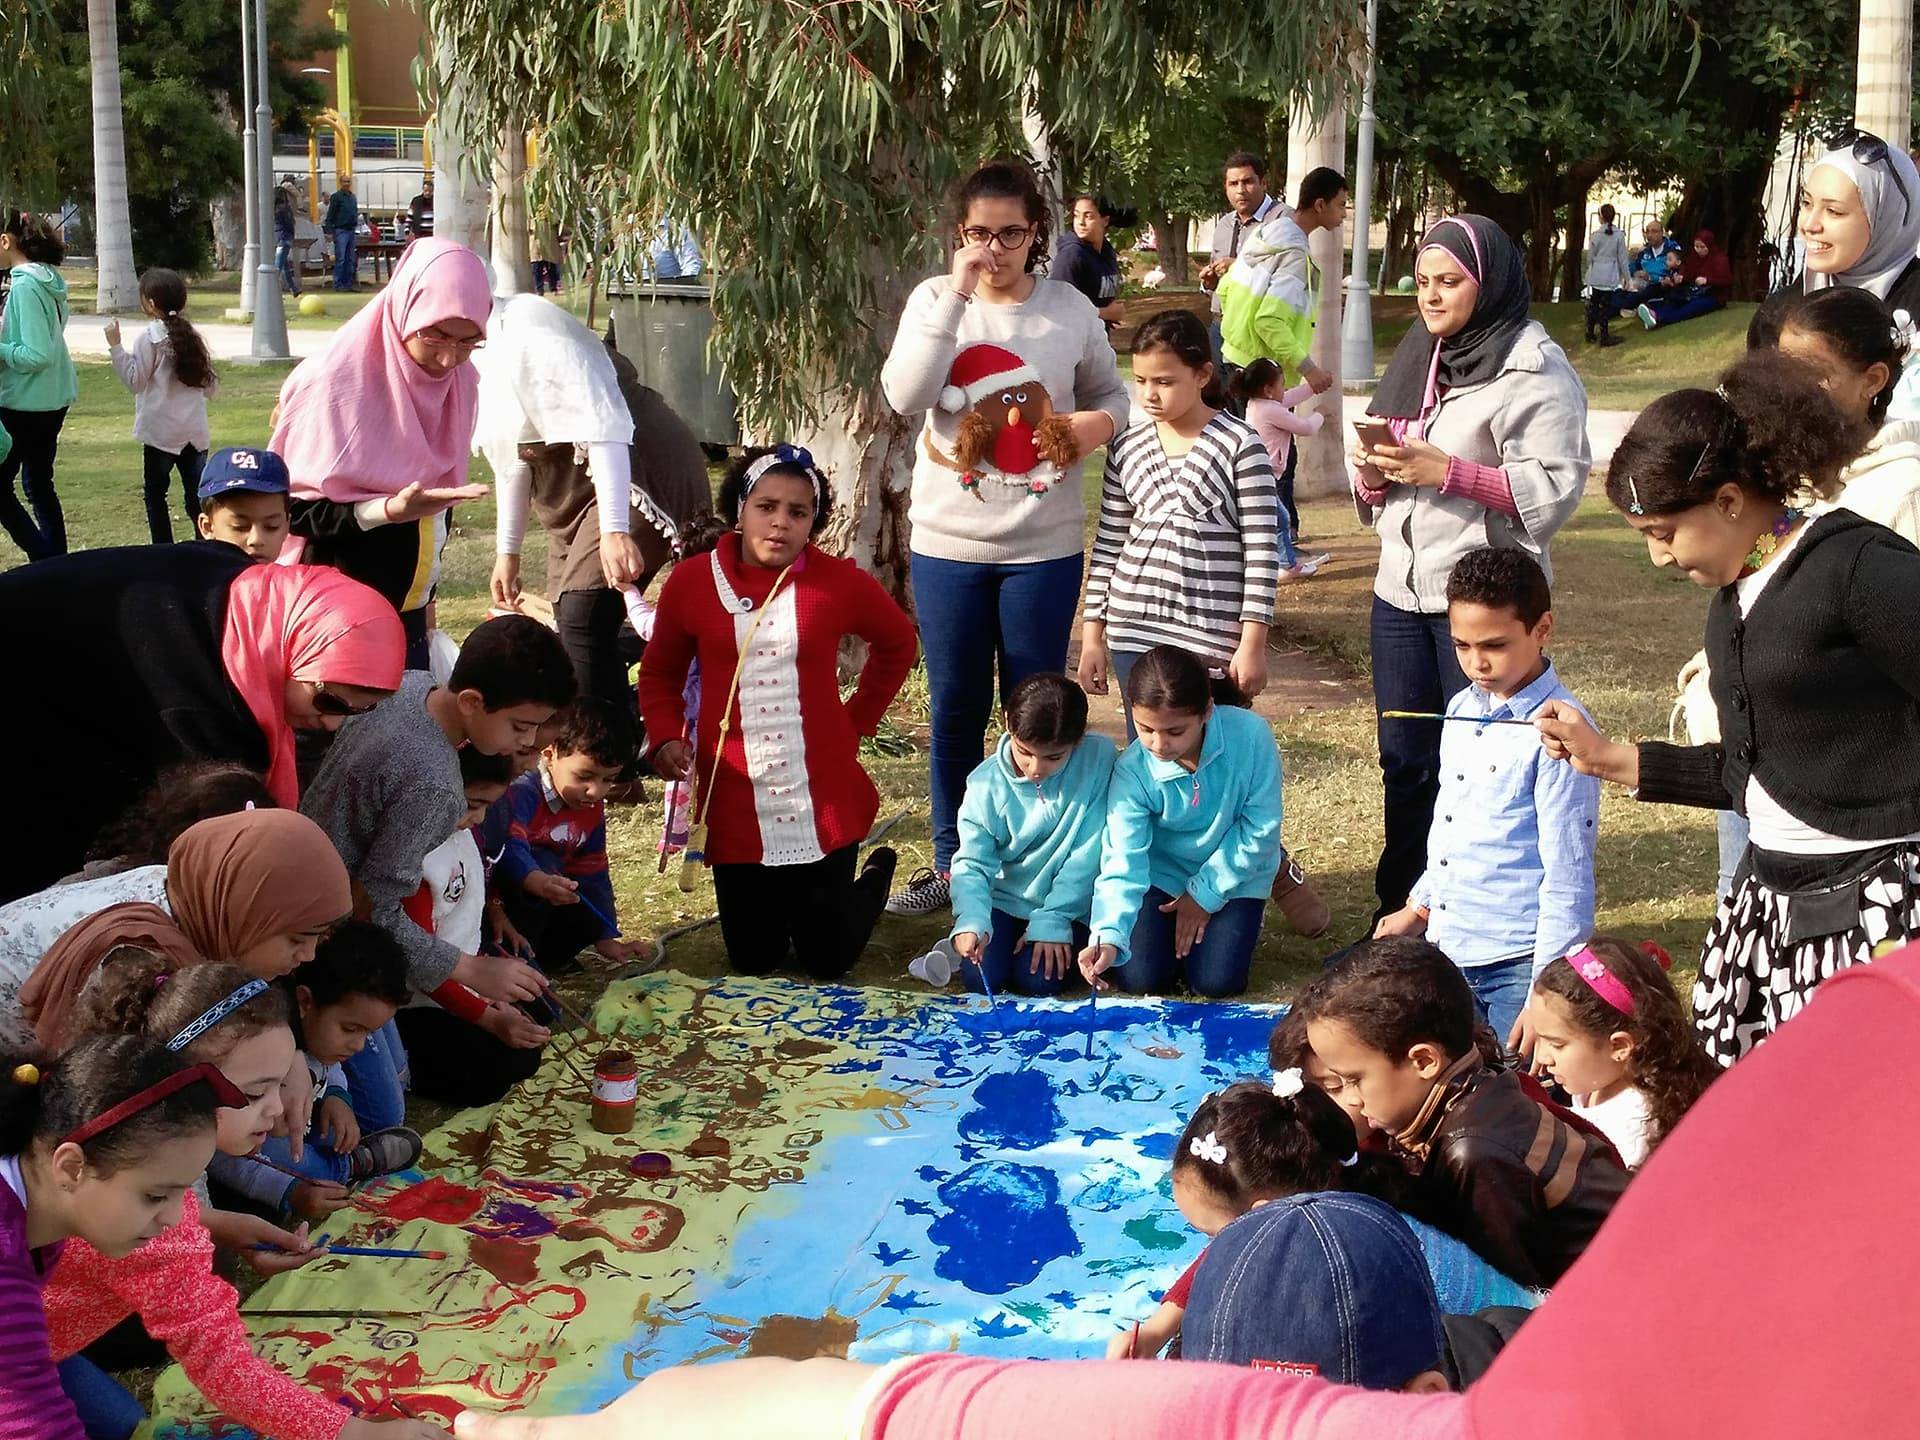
[638,446,919,981]
[497,698,650,977]
[195,446,293,563]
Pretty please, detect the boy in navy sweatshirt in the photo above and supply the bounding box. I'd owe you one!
[498,697,650,974]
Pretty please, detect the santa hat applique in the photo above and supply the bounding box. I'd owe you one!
[938,343,1044,414]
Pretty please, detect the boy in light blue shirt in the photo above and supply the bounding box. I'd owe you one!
[951,675,1117,996]
[1373,548,1600,1045]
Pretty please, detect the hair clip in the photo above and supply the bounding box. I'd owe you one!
[1714,383,1730,402]
[1339,1151,1359,1168]
[1638,939,1674,972]
[1625,476,1645,516]
[165,979,269,1053]
[1189,1131,1228,1165]
[10,1063,39,1086]
[154,973,169,988]
[1271,1067,1305,1100]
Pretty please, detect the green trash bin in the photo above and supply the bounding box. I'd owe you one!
[604,278,741,448]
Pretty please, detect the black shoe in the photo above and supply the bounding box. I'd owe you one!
[858,845,899,898]
[1599,333,1623,347]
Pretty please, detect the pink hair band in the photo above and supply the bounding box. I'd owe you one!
[1567,946,1634,1016]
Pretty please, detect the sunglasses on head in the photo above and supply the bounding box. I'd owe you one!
[312,683,379,718]
[1831,128,1912,215]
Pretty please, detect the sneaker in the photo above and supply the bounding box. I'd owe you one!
[885,868,952,916]
[348,1126,423,1183]
[1271,857,1331,938]
[1277,551,1332,582]
[1635,303,1657,330]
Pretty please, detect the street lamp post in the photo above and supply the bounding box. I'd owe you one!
[249,0,290,359]
[1340,0,1380,389]
[237,0,258,315]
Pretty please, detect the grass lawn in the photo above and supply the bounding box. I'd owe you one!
[8,358,1721,1004]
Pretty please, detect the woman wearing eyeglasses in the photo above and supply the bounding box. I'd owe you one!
[269,237,495,668]
[1792,132,1920,315]
[880,160,1132,918]
[0,542,401,901]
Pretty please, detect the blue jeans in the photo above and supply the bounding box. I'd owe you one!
[1716,809,1750,901]
[1642,288,1721,326]
[1370,596,1468,918]
[58,1356,144,1440]
[1463,954,1534,1046]
[332,229,357,289]
[964,909,1083,997]
[275,239,301,294]
[912,551,1084,870]
[1112,887,1266,998]
[339,1020,408,1132]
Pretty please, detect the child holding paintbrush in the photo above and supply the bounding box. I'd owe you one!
[497,698,651,976]
[1372,548,1600,1045]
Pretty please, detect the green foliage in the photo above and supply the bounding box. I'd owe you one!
[1,0,59,197]
[37,0,338,271]
[1100,71,1280,228]
[419,0,1369,431]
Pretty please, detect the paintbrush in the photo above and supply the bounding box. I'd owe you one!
[252,1242,448,1260]
[1379,710,1536,726]
[242,1308,428,1320]
[1085,984,1097,1061]
[575,890,622,936]
[545,987,603,1040]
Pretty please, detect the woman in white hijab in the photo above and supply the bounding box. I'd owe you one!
[1796,130,1920,312]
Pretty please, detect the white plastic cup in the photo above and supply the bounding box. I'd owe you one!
[909,939,958,988]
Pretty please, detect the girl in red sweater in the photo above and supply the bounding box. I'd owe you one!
[53,956,442,1440]
[639,447,918,979]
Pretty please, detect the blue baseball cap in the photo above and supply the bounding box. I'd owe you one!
[1183,1192,1446,1389]
[198,446,290,502]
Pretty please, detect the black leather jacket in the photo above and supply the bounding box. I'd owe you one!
[1393,1057,1629,1290]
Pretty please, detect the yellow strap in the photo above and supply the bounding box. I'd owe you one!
[688,559,796,837]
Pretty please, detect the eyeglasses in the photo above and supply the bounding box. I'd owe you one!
[1831,128,1912,216]
[411,326,486,355]
[959,225,1036,250]
[312,683,380,718]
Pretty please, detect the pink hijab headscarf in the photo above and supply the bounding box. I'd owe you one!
[220,563,405,806]
[270,237,492,504]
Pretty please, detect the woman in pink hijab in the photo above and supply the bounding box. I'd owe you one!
[270,237,493,666]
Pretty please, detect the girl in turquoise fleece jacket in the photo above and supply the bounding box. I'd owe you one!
[0,211,80,559]
[1080,647,1282,997]
[950,675,1117,997]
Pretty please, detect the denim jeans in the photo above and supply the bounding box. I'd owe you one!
[275,240,301,294]
[0,404,68,559]
[1716,809,1750,901]
[1112,887,1266,997]
[255,1120,353,1186]
[332,228,357,289]
[1642,288,1721,327]
[964,908,1083,997]
[912,550,1085,870]
[1370,596,1469,919]
[58,1355,144,1440]
[1463,954,1534,1046]
[339,1019,408,1132]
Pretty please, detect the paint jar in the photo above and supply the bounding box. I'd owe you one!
[591,1049,638,1134]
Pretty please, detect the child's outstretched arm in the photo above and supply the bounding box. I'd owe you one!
[1105,1299,1184,1360]
[949,779,1008,956]
[1081,771,1157,984]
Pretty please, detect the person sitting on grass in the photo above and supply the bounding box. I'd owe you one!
[194,447,293,563]
[300,614,574,1119]
[1633,231,1732,331]
[1371,546,1601,1048]
[497,698,651,977]
[397,748,552,1110]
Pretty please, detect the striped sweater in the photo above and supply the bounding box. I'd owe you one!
[1083,412,1281,665]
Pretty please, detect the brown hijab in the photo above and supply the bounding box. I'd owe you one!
[21,809,350,1050]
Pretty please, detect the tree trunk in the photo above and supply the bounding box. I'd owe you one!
[210,189,246,271]
[1165,216,1191,284]
[430,38,490,257]
[1288,97,1347,502]
[1670,83,1792,300]
[793,266,919,612]
[1522,182,1557,300]
[490,127,533,294]
[1855,0,1913,151]
[1562,184,1588,301]
[86,0,138,310]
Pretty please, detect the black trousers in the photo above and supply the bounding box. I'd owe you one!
[711,844,888,980]
[0,405,68,559]
[554,585,641,717]
[503,879,610,975]
[142,443,205,544]
[396,1004,545,1109]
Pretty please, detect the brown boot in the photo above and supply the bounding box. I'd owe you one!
[1272,857,1330,938]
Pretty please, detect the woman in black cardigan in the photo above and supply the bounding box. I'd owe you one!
[1537,352,1920,1065]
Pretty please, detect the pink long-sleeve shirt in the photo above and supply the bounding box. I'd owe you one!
[0,1164,85,1440]
[1245,386,1324,476]
[45,1190,350,1440]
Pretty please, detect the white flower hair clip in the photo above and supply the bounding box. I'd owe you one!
[1271,1067,1305,1100]
[1189,1131,1228,1165]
